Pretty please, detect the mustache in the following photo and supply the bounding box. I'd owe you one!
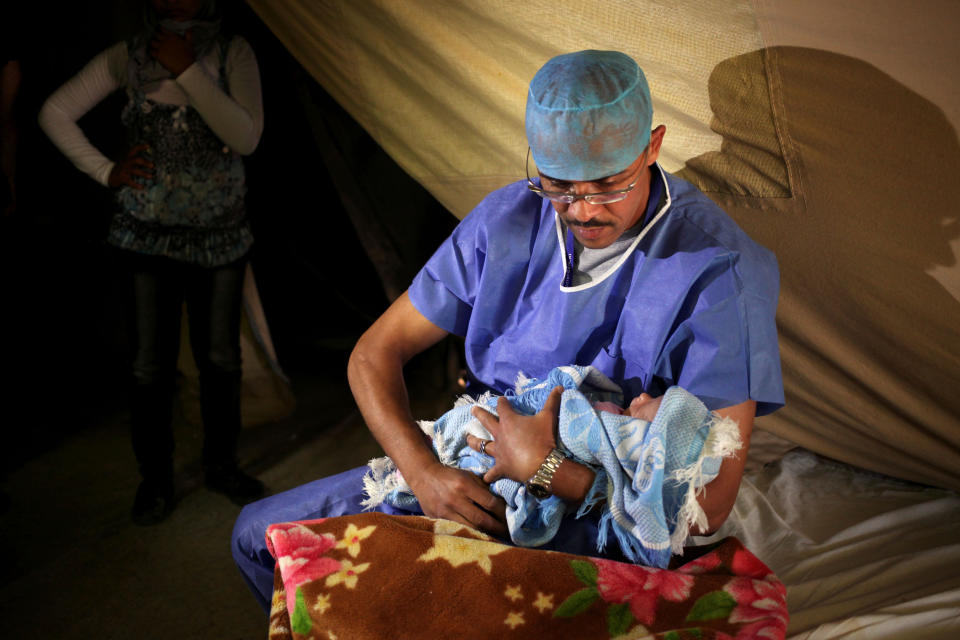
[565,219,613,228]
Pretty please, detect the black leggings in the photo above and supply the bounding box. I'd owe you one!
[123,251,247,485]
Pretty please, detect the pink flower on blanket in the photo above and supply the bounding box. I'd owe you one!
[267,522,341,615]
[593,558,694,625]
[724,576,788,639]
[730,548,776,580]
[268,521,334,560]
[676,549,723,575]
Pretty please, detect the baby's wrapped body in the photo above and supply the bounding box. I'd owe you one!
[362,365,742,568]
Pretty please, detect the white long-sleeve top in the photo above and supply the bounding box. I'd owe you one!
[39,36,263,187]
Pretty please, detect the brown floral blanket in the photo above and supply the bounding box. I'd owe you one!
[265,512,787,639]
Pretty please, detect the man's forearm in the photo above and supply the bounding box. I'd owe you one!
[547,457,596,503]
[346,294,509,536]
[692,399,756,534]
[345,292,451,483]
[347,340,438,479]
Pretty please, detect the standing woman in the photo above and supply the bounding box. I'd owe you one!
[40,0,265,524]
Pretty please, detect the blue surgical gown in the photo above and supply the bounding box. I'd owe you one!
[409,165,784,415]
[231,167,785,613]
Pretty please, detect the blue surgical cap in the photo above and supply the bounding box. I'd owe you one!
[525,50,652,181]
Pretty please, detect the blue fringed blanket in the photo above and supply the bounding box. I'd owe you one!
[362,365,741,567]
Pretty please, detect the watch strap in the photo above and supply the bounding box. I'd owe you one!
[525,448,566,499]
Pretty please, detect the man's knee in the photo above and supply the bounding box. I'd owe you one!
[231,500,279,613]
[232,501,269,561]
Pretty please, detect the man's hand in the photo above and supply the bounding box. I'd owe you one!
[406,463,508,537]
[150,28,196,76]
[108,144,154,189]
[467,386,563,485]
[346,292,506,536]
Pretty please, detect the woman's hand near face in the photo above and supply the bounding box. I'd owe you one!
[150,28,196,76]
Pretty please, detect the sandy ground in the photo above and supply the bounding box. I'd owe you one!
[0,358,456,639]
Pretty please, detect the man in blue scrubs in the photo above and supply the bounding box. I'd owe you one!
[233,50,783,611]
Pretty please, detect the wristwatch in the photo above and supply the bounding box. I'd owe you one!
[525,448,566,499]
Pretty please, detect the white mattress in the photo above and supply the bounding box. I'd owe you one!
[692,450,960,638]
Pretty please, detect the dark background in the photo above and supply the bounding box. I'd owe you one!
[1,0,458,475]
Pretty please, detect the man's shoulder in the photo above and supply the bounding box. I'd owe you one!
[468,179,544,218]
[661,171,735,233]
[455,179,550,239]
[661,171,774,256]
[654,170,779,291]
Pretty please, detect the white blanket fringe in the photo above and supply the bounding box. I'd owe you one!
[360,456,406,510]
[668,414,742,553]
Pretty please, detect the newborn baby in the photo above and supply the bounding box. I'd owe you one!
[363,366,741,567]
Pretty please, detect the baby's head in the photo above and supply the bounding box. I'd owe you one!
[625,393,661,421]
[593,393,663,422]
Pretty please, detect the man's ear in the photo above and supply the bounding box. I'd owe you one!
[646,125,666,165]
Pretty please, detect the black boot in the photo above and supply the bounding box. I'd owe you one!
[204,462,265,506]
[200,370,264,505]
[131,478,174,525]
[130,381,176,525]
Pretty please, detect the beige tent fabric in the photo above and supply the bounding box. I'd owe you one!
[246,0,765,217]
[245,0,960,490]
[687,46,960,491]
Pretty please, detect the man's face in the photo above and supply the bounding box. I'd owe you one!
[543,125,665,250]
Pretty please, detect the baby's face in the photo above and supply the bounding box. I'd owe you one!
[625,393,662,422]
[593,393,663,422]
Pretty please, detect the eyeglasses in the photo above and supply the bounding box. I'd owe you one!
[525,147,645,205]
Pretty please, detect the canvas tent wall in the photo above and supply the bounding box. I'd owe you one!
[244,0,960,493]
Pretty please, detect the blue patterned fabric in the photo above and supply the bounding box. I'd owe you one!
[363,365,739,568]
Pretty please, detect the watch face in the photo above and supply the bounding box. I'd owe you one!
[526,482,549,499]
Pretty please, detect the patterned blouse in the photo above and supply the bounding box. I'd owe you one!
[108,37,253,267]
